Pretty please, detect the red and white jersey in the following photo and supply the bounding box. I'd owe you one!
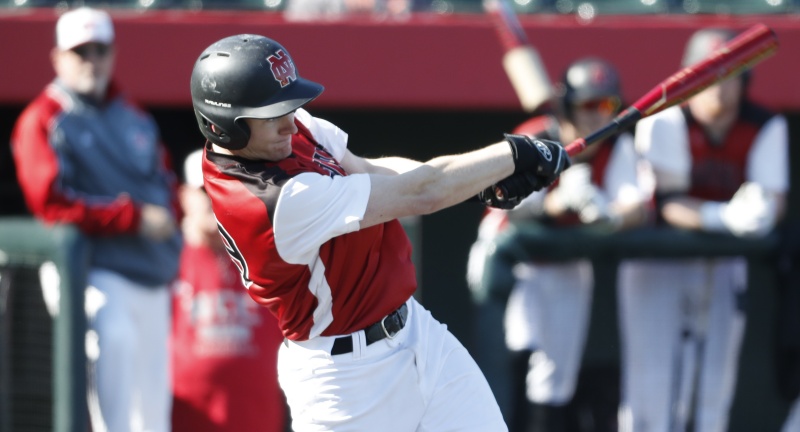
[635,103,788,200]
[202,109,416,341]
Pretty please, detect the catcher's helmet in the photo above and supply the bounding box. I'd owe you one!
[190,34,324,150]
[555,57,622,119]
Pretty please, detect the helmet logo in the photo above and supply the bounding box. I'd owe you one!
[589,64,611,87]
[268,49,297,88]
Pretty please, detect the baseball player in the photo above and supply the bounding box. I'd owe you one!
[467,58,653,432]
[617,28,788,432]
[189,34,570,432]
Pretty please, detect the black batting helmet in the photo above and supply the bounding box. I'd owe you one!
[555,57,622,119]
[190,34,324,150]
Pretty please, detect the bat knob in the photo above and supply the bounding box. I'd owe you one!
[494,185,505,200]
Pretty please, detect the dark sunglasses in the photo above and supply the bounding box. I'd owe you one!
[573,96,621,114]
[72,43,111,59]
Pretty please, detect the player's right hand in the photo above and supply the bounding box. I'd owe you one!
[139,203,177,241]
[505,134,571,187]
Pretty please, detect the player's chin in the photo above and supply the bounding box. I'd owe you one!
[269,142,293,160]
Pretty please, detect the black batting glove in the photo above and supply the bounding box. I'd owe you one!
[505,134,571,186]
[477,171,542,210]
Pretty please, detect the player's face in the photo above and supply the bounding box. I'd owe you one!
[571,96,619,137]
[51,43,115,101]
[237,113,299,161]
[688,76,743,124]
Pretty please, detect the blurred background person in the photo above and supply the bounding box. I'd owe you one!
[617,27,788,432]
[10,7,181,432]
[171,149,287,432]
[467,57,653,432]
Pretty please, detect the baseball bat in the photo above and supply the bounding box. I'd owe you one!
[484,0,552,113]
[564,23,779,157]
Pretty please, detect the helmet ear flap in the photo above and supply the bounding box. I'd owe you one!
[194,110,250,150]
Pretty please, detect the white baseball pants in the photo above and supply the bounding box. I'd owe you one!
[617,258,747,432]
[278,297,507,432]
[86,269,171,432]
[503,260,593,405]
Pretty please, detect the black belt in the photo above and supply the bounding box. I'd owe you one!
[330,303,408,355]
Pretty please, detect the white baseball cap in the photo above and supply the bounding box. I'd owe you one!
[183,149,205,189]
[56,7,114,51]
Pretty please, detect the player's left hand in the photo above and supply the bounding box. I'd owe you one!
[505,134,571,187]
[477,171,542,210]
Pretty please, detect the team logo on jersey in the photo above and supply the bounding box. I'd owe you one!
[533,140,553,161]
[217,221,253,288]
[313,147,346,177]
[267,50,297,88]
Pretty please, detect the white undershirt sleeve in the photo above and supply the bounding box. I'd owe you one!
[605,133,651,206]
[747,114,789,193]
[634,106,691,193]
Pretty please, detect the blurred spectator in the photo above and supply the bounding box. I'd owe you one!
[10,7,181,432]
[617,27,788,432]
[467,57,653,432]
[171,149,287,432]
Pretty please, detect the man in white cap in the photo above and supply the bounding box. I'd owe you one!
[11,7,181,432]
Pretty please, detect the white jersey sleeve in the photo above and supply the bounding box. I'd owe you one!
[274,172,371,265]
[295,108,349,162]
[604,132,652,206]
[273,109,368,265]
[747,114,789,193]
[634,106,691,193]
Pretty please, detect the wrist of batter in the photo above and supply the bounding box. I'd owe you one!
[699,201,728,233]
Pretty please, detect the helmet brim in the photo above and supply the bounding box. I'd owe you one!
[237,77,324,121]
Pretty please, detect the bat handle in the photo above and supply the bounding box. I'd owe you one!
[565,138,586,156]
[564,107,643,157]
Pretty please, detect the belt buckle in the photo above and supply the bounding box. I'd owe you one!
[379,305,407,340]
[380,314,396,340]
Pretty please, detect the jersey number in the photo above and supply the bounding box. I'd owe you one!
[217,221,253,288]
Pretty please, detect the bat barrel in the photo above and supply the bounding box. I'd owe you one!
[568,23,778,158]
[633,23,778,116]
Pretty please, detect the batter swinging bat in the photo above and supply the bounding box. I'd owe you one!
[484,0,551,112]
[564,23,779,157]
